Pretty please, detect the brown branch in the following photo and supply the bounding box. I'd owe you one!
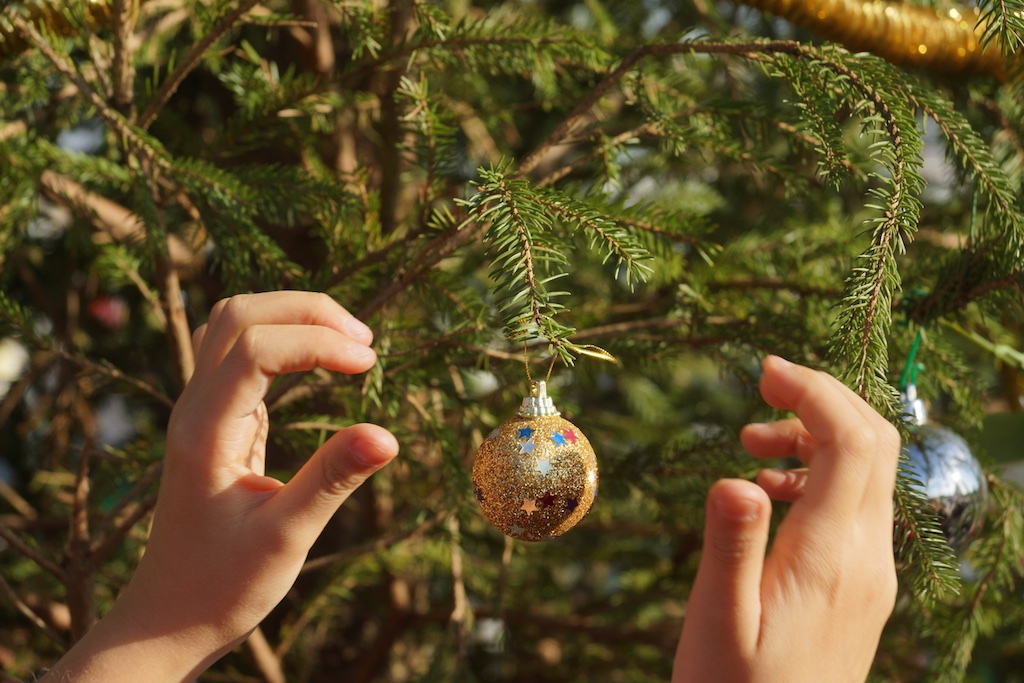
[92,490,158,565]
[66,438,97,641]
[138,0,262,129]
[707,276,842,298]
[0,573,67,649]
[156,233,195,391]
[535,123,659,187]
[110,0,137,117]
[0,523,67,582]
[570,316,686,341]
[447,514,468,659]
[11,15,150,161]
[909,267,1023,323]
[245,627,286,683]
[51,348,173,408]
[39,171,195,269]
[300,508,446,574]
[517,40,820,179]
[0,480,37,520]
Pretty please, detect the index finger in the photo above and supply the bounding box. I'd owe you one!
[195,292,373,377]
[758,356,889,443]
[757,356,900,513]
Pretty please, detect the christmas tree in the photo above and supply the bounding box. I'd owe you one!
[1,0,1023,680]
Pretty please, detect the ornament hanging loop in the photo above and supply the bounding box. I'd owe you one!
[901,382,928,426]
[523,343,533,385]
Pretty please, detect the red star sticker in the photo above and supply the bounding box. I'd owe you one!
[563,428,579,443]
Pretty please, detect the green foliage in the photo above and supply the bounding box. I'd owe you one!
[977,0,1024,54]
[1,0,1023,681]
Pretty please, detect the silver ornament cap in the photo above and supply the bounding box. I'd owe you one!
[900,383,988,554]
[517,381,560,417]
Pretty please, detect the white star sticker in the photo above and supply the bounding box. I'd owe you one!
[519,439,536,455]
[535,458,553,475]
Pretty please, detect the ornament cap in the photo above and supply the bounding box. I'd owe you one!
[901,382,928,426]
[517,381,560,417]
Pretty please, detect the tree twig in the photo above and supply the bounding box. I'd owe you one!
[300,508,446,574]
[110,0,137,117]
[0,523,67,582]
[138,0,262,129]
[0,573,67,649]
[245,626,286,683]
[155,233,195,391]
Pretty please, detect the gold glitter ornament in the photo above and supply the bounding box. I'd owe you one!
[473,381,598,541]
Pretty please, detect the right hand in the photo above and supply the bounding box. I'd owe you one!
[673,356,899,682]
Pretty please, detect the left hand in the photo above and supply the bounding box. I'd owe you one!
[43,292,399,682]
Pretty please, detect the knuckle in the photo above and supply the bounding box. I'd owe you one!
[233,326,263,363]
[208,296,231,324]
[709,531,758,565]
[314,291,337,312]
[218,294,252,327]
[879,421,902,456]
[837,423,875,456]
[878,566,899,613]
[191,324,207,349]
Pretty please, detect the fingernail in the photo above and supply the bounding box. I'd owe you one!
[352,345,377,363]
[743,422,771,434]
[351,434,397,468]
[344,316,373,341]
[757,468,788,488]
[714,495,761,522]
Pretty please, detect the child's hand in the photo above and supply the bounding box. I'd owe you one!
[43,292,398,682]
[673,356,899,683]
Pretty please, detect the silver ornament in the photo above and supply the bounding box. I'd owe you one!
[902,384,988,554]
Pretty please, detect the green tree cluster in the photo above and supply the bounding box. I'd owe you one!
[1,0,1023,680]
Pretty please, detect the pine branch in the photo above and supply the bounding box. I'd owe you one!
[530,194,653,288]
[911,86,1023,245]
[933,477,1024,679]
[892,472,961,602]
[978,0,1024,53]
[811,52,923,401]
[472,167,568,345]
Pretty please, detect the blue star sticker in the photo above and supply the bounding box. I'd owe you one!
[517,425,535,440]
[519,439,536,455]
[509,523,525,536]
[549,432,567,446]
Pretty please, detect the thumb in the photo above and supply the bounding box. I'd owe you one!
[271,423,399,545]
[687,479,770,653]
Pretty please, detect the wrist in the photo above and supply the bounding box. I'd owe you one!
[40,598,231,683]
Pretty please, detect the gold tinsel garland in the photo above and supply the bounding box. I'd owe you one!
[737,0,1008,80]
[0,1,1010,77]
[0,0,112,61]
